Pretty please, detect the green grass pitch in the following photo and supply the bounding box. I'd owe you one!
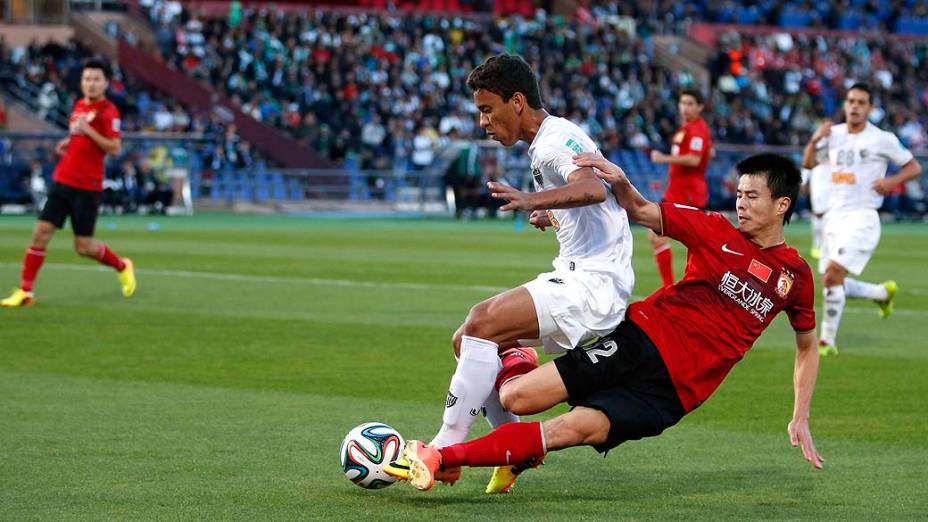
[1,213,926,520]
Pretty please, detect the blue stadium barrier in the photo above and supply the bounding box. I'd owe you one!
[896,17,928,35]
[735,7,762,25]
[779,10,813,28]
[270,172,286,200]
[838,13,862,31]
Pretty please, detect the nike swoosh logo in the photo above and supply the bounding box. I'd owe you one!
[721,243,744,256]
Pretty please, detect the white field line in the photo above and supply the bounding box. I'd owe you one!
[2,262,927,316]
[0,262,508,294]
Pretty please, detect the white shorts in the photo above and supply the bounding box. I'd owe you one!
[521,266,632,354]
[818,209,881,276]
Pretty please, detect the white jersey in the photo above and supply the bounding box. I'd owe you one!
[527,116,634,276]
[805,140,832,215]
[823,122,914,211]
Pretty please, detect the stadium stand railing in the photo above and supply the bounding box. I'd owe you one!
[116,41,334,169]
[0,131,449,214]
[2,131,926,219]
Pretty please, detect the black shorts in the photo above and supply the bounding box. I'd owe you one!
[39,182,102,236]
[554,319,685,453]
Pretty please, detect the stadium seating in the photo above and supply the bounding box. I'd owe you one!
[135,2,928,168]
[2,2,927,215]
[702,0,928,34]
[710,28,928,150]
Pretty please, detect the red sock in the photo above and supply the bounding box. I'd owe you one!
[439,421,546,468]
[20,246,46,292]
[495,348,539,390]
[97,244,126,271]
[654,245,674,288]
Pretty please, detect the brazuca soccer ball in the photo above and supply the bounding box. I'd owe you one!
[339,422,405,489]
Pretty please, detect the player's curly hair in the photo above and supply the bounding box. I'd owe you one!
[735,153,801,224]
[466,54,543,109]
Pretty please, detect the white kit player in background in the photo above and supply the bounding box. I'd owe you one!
[801,139,832,260]
[802,82,922,355]
[421,54,634,491]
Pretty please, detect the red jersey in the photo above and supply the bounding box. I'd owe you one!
[665,117,712,207]
[628,203,816,412]
[53,98,121,192]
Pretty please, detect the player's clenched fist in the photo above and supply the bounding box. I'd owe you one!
[811,121,833,143]
[529,210,551,231]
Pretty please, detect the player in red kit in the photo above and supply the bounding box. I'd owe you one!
[648,89,712,288]
[388,153,823,492]
[1,59,136,307]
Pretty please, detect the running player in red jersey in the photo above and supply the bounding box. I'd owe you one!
[388,153,823,492]
[1,59,136,307]
[649,89,712,288]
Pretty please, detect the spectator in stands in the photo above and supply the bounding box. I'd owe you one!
[444,135,481,219]
[139,161,174,214]
[26,160,48,210]
[140,6,697,166]
[711,29,928,146]
[411,123,438,173]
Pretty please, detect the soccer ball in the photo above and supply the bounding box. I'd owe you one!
[339,422,405,489]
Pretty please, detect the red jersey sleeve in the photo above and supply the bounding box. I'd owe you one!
[785,268,816,333]
[659,201,729,247]
[99,104,122,139]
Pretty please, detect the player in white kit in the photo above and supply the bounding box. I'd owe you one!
[410,54,635,493]
[801,83,922,355]
[801,140,831,259]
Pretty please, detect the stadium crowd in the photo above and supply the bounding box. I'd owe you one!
[137,2,928,171]
[0,37,263,210]
[711,29,928,147]
[141,4,696,168]
[1,1,927,215]
[698,0,928,33]
[0,37,197,133]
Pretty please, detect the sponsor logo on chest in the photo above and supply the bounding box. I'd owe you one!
[719,270,775,322]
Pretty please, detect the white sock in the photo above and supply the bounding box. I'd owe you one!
[844,278,889,301]
[483,389,519,428]
[431,336,501,448]
[811,214,823,251]
[820,285,846,345]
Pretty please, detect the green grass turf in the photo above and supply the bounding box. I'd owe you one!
[1,212,926,520]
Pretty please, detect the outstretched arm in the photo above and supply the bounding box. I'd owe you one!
[488,167,606,212]
[651,150,701,167]
[788,330,824,469]
[572,152,662,233]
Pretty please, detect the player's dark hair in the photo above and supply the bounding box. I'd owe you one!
[82,58,111,80]
[735,153,801,224]
[466,53,543,109]
[847,82,872,104]
[679,88,704,105]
